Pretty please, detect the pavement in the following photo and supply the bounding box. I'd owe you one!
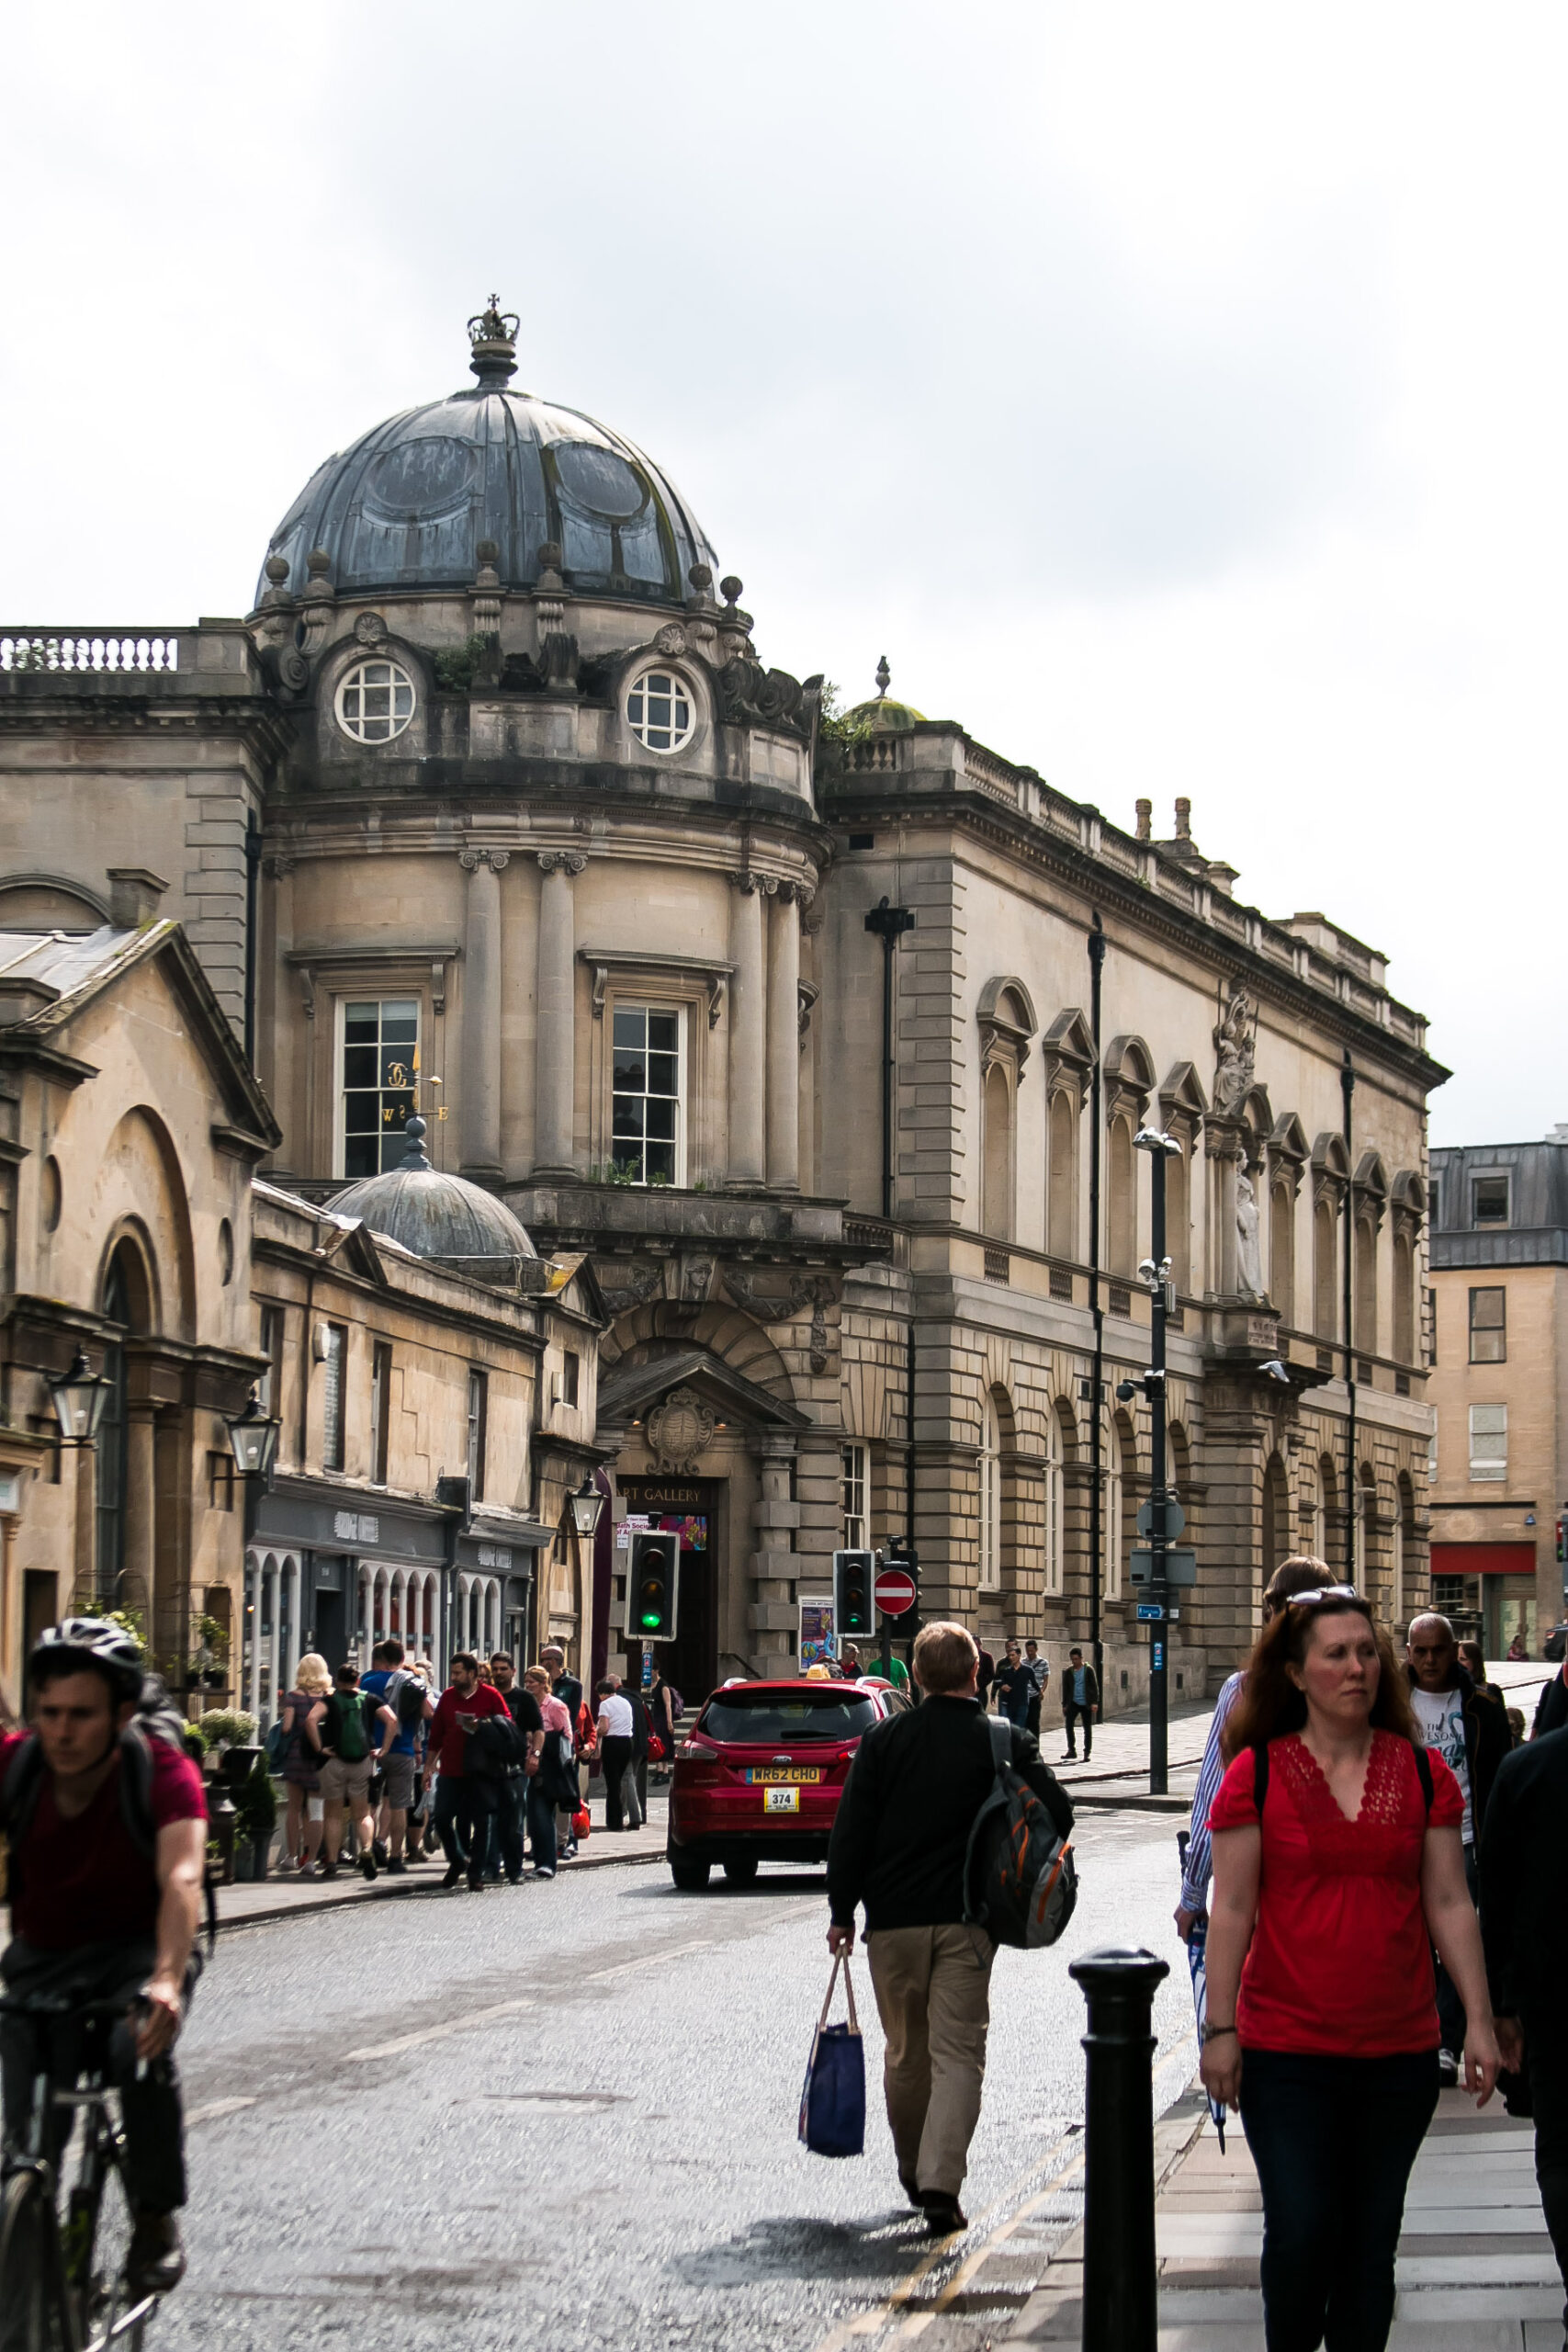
[1006,2085,1563,2347]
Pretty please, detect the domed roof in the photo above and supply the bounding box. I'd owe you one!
[331,1117,536,1286]
[255,300,718,609]
[846,655,925,734]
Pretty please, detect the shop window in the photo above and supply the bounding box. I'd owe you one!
[1469,1285,1506,1364]
[611,1002,683,1186]
[340,998,419,1178]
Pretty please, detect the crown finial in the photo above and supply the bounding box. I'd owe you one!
[399,1114,431,1169]
[874,654,891,701]
[468,297,519,388]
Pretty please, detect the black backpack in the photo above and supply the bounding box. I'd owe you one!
[1251,1737,1434,1816]
[468,1710,526,1779]
[0,1674,218,1951]
[963,1717,1077,1951]
[388,1672,429,1735]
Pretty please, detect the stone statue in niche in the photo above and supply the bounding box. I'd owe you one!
[1235,1170,1265,1299]
[1213,984,1257,1119]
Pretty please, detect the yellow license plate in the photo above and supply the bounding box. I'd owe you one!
[763,1787,800,1814]
[745,1768,822,1784]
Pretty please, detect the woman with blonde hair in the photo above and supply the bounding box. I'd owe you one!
[279,1652,332,1871]
[1201,1587,1500,2350]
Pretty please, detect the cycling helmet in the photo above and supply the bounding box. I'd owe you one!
[29,1616,144,1702]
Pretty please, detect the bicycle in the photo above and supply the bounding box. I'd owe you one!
[0,1994,162,2351]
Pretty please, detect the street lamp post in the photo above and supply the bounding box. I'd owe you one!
[1087,913,1107,1711]
[48,1347,113,1446]
[225,1388,280,1717]
[570,1473,605,1544]
[1340,1049,1358,1579]
[1128,1127,1182,1796]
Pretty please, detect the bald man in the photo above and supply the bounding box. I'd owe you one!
[1406,1610,1510,2079]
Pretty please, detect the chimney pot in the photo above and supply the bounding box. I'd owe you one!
[1134,797,1152,842]
[1174,797,1192,842]
[106,868,170,930]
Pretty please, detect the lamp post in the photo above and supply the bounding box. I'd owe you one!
[48,1347,112,1445]
[224,1389,280,1705]
[570,1473,604,1544]
[1128,1126,1182,1796]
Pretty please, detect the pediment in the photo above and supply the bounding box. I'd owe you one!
[595,1344,808,1432]
[1159,1060,1209,1119]
[1041,1006,1093,1069]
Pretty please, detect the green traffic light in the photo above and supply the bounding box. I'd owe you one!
[640,1611,661,1628]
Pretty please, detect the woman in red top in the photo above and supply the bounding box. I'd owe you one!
[1201,1586,1500,2352]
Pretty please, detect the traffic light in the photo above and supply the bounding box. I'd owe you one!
[627,1530,680,1640]
[834,1549,875,1638]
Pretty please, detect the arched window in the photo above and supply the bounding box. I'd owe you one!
[1109,1117,1136,1277]
[981,1063,1013,1241]
[1269,1178,1295,1323]
[1105,1417,1124,1601]
[1047,1091,1077,1260]
[1262,1452,1288,1574]
[1300,1457,1319,1559]
[977,1392,1002,1593]
[1314,1199,1337,1340]
[1393,1232,1415,1363]
[1044,1407,1064,1598]
[1355,1216,1378,1355]
[1316,1453,1336,1566]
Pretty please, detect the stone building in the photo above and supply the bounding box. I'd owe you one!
[1427,1130,1568,1656]
[0,301,1447,1707]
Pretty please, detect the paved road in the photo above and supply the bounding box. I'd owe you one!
[165,1811,1195,2352]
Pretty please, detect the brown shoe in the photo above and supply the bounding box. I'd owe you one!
[128,2210,186,2296]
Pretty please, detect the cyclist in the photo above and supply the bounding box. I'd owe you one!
[0,1618,207,2296]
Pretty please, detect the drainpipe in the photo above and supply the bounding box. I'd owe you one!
[1341,1050,1357,1578]
[864,899,916,1220]
[1088,912,1106,1706]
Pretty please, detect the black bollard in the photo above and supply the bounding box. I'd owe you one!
[1069,1946,1169,2352]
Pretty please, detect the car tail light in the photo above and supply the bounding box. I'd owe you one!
[677,1738,716,1760]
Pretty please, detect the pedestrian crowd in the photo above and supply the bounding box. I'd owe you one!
[269,1636,638,1891]
[1170,1557,1568,2352]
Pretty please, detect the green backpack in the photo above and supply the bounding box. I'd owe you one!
[330,1691,370,1763]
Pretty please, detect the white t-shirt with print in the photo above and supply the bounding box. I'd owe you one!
[1412,1684,1472,1841]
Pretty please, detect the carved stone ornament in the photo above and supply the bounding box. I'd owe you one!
[537,850,587,876]
[645,1385,716,1474]
[654,621,689,658]
[459,846,511,872]
[354,611,388,645]
[278,649,310,693]
[597,1262,662,1317]
[717,657,807,735]
[1213,983,1258,1119]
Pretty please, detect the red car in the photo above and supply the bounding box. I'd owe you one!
[667,1677,903,1890]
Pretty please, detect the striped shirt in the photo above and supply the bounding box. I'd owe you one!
[1179,1670,1245,1915]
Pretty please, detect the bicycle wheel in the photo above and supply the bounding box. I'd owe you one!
[80,2143,148,2352]
[0,2170,64,2352]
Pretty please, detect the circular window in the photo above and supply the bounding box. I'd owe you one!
[336,659,416,745]
[626,668,694,755]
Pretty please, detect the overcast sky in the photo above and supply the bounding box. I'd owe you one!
[3,2,1561,1146]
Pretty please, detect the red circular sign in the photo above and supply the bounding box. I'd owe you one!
[874,1567,918,1617]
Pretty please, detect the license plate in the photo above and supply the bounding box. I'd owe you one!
[763,1787,800,1814]
[744,1768,822,1784]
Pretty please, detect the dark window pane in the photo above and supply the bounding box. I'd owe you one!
[646,1143,675,1183]
[645,1098,676,1142]
[344,1097,378,1133]
[614,1008,645,1047]
[613,1098,645,1137]
[613,1052,647,1091]
[647,1053,678,1097]
[648,1012,679,1052]
[343,1046,378,1087]
[344,1010,378,1042]
[345,1136,377,1178]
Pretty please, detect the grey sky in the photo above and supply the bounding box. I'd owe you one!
[3,2,1561,1145]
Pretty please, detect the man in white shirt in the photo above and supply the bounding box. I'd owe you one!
[594,1677,641,1831]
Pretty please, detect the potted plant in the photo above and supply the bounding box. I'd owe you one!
[191,1612,231,1691]
[231,1754,277,1881]
[195,1709,257,1777]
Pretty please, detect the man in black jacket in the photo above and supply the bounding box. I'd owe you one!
[1405,1613,1512,2076]
[1478,1727,1568,2337]
[826,1621,1072,2235]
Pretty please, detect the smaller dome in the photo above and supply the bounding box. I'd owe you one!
[846,653,925,735]
[331,1119,536,1285]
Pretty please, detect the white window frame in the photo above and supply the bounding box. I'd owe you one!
[335,657,416,745]
[1043,1409,1064,1598]
[1469,1402,1507,1484]
[609,999,686,1187]
[977,1396,1001,1593]
[334,994,421,1181]
[1105,1419,1123,1601]
[840,1442,867,1552]
[625,666,695,756]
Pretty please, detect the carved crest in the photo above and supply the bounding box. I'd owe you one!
[645,1385,716,1474]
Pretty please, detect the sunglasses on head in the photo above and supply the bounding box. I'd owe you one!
[1284,1584,1371,1611]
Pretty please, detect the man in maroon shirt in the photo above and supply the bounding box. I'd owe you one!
[0,1619,207,2295]
[425,1650,512,1891]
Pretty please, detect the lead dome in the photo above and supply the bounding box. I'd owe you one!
[255,300,718,609]
[332,1117,537,1286]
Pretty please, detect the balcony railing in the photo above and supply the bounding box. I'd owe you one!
[1,631,183,673]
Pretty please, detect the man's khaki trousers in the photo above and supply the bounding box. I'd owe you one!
[865,1923,995,2196]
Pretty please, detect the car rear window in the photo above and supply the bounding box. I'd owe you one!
[699,1690,879,1745]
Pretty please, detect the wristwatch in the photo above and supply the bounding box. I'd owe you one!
[1201,2021,1237,2044]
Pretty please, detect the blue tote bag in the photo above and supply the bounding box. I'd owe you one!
[798,1952,865,2158]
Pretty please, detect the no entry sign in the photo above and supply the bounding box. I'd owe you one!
[874,1566,918,1618]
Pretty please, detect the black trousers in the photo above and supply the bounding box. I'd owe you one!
[0,1937,188,2213]
[1239,2047,1438,2352]
[492,1773,525,1882]
[525,1777,558,1871]
[1522,2002,1568,2335]
[434,1773,497,1886]
[601,1736,635,1827]
[1062,1699,1093,1756]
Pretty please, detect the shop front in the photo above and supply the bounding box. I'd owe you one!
[1431,1541,1541,1658]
